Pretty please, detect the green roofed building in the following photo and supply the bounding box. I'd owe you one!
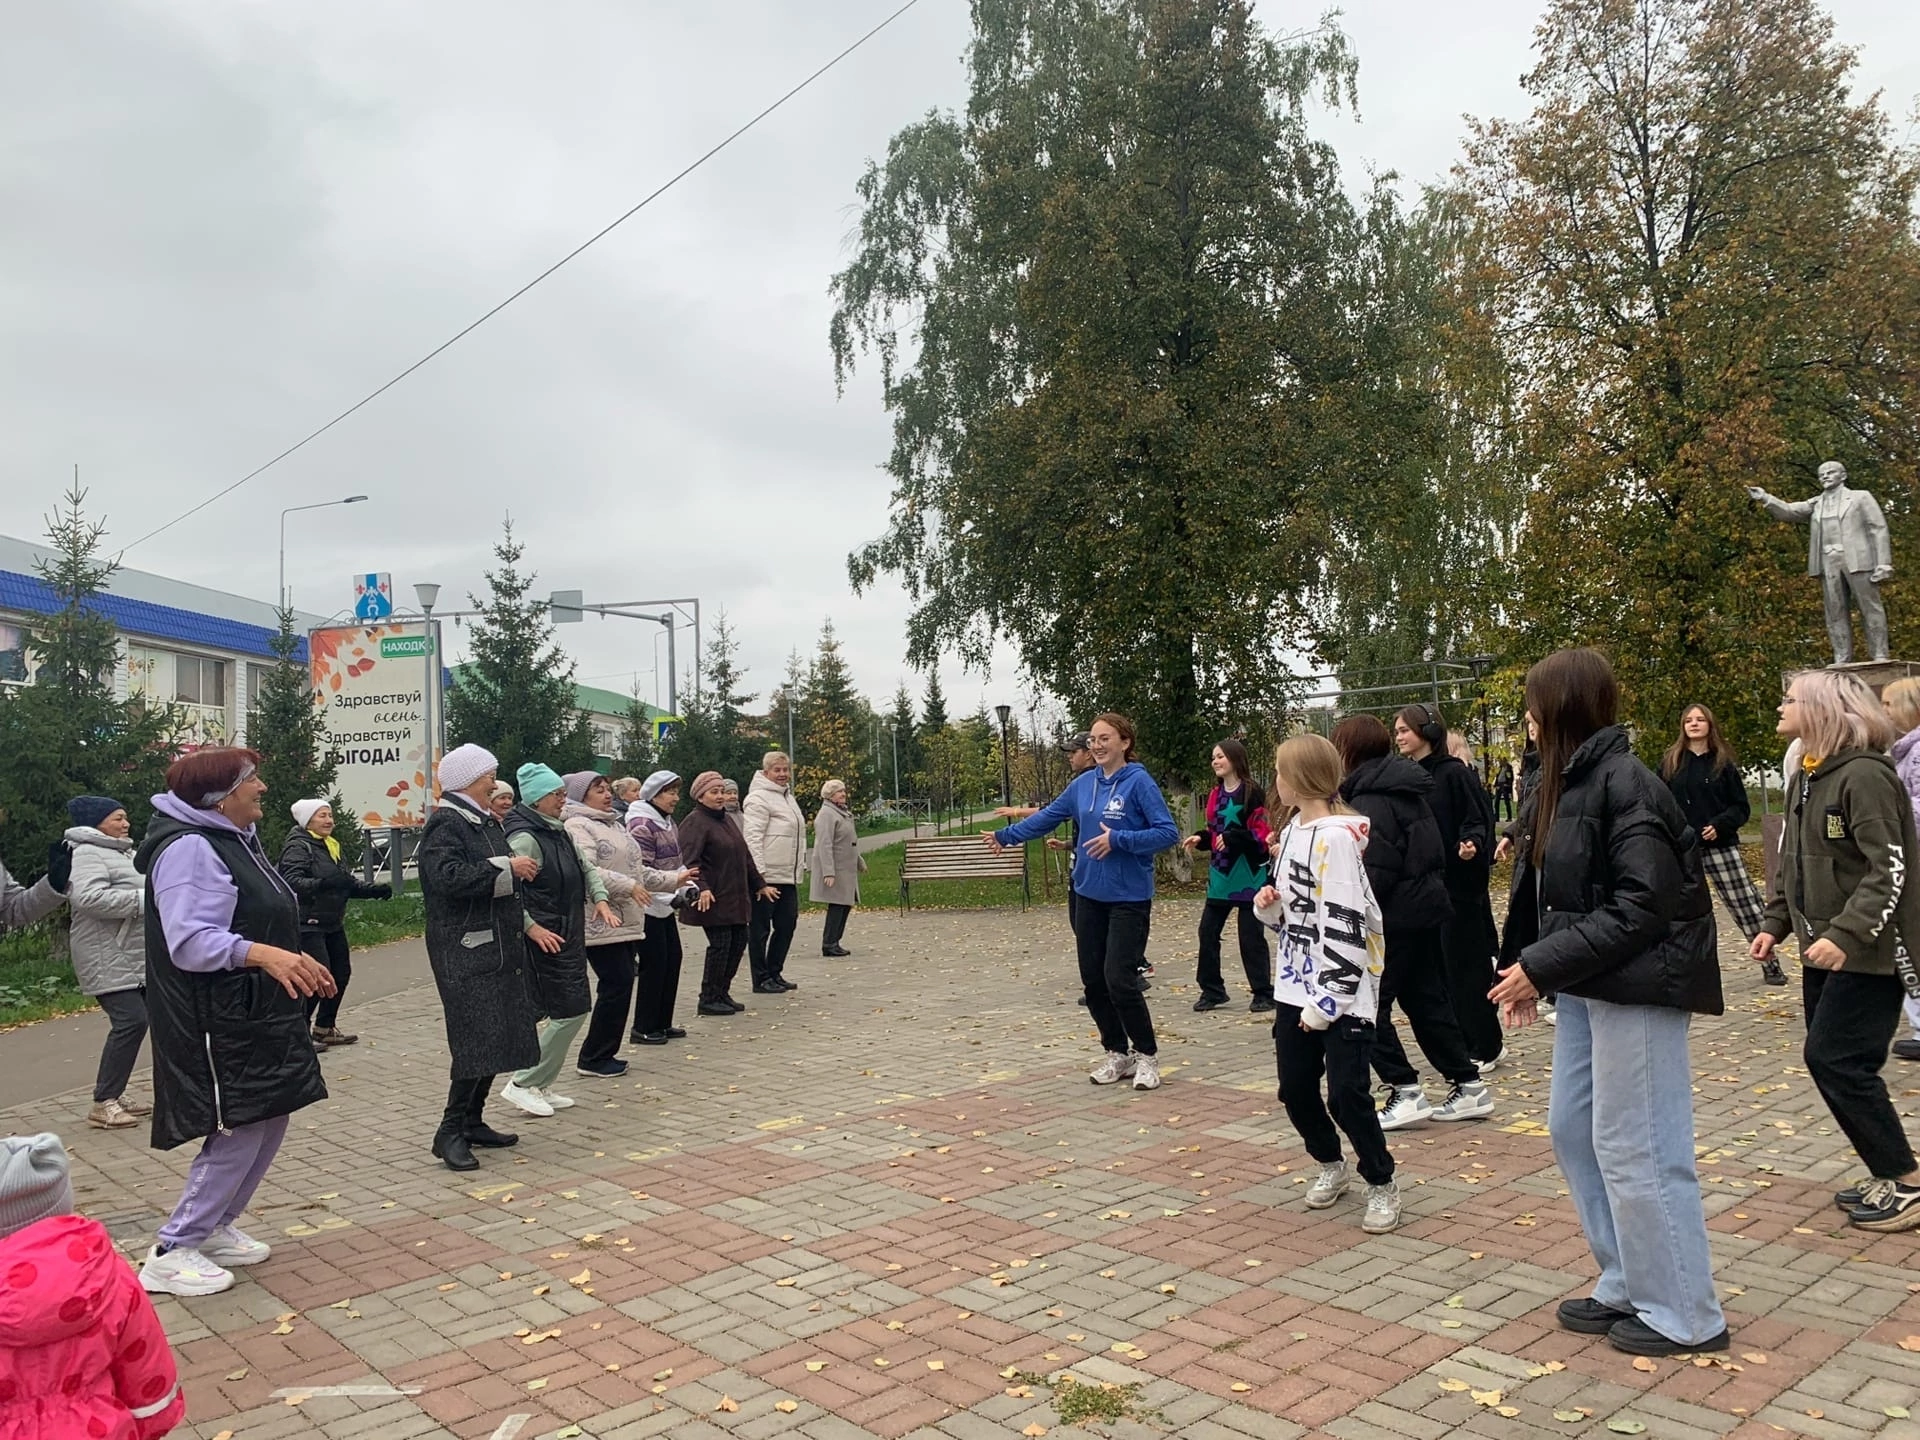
[449,664,666,771]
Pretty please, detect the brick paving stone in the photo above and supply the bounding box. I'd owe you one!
[12,896,1920,1437]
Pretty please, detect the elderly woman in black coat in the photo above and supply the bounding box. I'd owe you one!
[418,743,542,1172]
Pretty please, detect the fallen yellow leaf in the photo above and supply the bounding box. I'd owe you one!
[1023,1427,1049,1438]
[806,1361,828,1372]
[775,1399,798,1413]
[1631,1357,1658,1373]
[1230,1382,1252,1393]
[1438,1379,1470,1393]
[716,1395,739,1413]
[927,1360,945,1371]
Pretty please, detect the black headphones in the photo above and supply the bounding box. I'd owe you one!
[1408,703,1447,749]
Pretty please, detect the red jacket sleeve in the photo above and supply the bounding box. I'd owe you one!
[111,1264,185,1438]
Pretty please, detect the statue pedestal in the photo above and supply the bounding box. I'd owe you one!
[1830,660,1920,692]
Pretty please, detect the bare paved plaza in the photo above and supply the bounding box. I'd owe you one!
[6,898,1920,1440]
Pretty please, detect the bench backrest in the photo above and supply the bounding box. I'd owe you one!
[900,835,1026,879]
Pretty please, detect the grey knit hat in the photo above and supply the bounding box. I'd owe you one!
[0,1133,74,1238]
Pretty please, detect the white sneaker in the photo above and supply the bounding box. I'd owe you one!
[1131,1053,1162,1090]
[201,1223,271,1267]
[500,1081,555,1117]
[1362,1180,1402,1233]
[1544,1004,1558,1026]
[1432,1081,1493,1122]
[1376,1086,1432,1130]
[533,1087,576,1110]
[140,1245,234,1296]
[1305,1160,1351,1209]
[1089,1052,1138,1085]
[1476,1046,1506,1078]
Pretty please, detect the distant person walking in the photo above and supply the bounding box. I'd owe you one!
[418,743,541,1173]
[1494,758,1515,822]
[1755,670,1920,1232]
[810,779,866,956]
[134,747,333,1296]
[1331,718,1490,1128]
[63,796,151,1130]
[278,799,391,1048]
[989,714,1178,1089]
[682,773,778,1016]
[1661,705,1784,985]
[1491,649,1727,1356]
[1394,705,1504,1070]
[1254,734,1397,1232]
[1183,739,1274,1014]
[744,752,807,992]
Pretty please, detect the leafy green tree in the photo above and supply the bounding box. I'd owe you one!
[0,485,176,879]
[1463,0,1920,759]
[444,521,595,783]
[831,0,1367,785]
[248,608,360,859]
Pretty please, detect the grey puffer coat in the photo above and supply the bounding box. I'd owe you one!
[562,800,680,945]
[64,827,144,996]
[418,794,541,1079]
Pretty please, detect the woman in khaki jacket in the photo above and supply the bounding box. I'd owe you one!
[808,779,865,956]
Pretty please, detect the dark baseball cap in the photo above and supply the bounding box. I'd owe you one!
[1060,731,1093,753]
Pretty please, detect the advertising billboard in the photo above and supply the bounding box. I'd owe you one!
[309,622,441,828]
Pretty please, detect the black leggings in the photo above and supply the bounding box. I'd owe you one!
[700,924,749,1004]
[301,928,352,1029]
[1196,899,1273,1001]
[633,914,684,1037]
[1076,896,1157,1057]
[1275,1006,1394,1185]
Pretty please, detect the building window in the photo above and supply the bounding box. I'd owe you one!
[176,655,226,707]
[0,623,27,684]
[247,663,271,712]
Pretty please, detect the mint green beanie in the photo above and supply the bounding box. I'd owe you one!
[517,762,565,805]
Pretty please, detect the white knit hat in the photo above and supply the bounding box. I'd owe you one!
[0,1133,73,1238]
[438,743,498,794]
[290,798,330,830]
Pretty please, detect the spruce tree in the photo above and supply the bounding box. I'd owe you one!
[443,521,596,784]
[0,485,175,877]
[248,608,359,858]
[795,619,864,810]
[883,684,919,802]
[659,612,760,785]
[613,695,657,778]
[919,669,949,737]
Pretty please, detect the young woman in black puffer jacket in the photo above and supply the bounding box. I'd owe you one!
[1490,648,1726,1359]
[1333,716,1490,1130]
[279,799,391,1047]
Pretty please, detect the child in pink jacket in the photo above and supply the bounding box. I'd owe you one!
[0,1133,183,1439]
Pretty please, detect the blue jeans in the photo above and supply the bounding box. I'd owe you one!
[1548,993,1724,1345]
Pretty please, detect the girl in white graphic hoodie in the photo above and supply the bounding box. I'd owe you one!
[1254,735,1398,1233]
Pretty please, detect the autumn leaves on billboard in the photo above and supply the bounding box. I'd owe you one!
[309,622,437,828]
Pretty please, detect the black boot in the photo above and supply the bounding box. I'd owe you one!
[432,1125,478,1171]
[463,1078,514,1146]
[468,1123,519,1147]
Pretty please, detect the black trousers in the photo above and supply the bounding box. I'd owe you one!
[300,928,352,1029]
[1067,885,1079,934]
[1196,899,1273,1002]
[1804,967,1915,1178]
[822,904,853,950]
[93,987,148,1103]
[1441,889,1504,1062]
[440,1074,494,1135]
[1370,926,1480,1088]
[700,924,749,1004]
[1076,896,1157,1057]
[1274,1005,1394,1186]
[579,941,637,1066]
[749,884,799,983]
[633,913,683,1037]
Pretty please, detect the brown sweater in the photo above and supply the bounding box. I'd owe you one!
[678,802,766,927]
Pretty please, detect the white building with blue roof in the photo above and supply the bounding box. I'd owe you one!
[0,533,327,748]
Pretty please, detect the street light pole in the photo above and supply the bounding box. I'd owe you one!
[414,583,440,818]
[890,724,900,806]
[278,495,368,610]
[994,704,1012,807]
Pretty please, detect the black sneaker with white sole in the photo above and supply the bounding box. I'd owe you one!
[1849,1179,1920,1232]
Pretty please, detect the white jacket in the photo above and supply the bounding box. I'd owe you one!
[64,827,145,996]
[743,772,808,885]
[1254,813,1384,1027]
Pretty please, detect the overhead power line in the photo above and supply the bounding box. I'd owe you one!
[122,0,926,553]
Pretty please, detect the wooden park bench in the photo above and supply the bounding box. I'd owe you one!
[899,834,1029,913]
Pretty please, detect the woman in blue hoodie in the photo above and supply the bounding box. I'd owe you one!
[988,713,1179,1089]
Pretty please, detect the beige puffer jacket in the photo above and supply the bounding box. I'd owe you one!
[743,772,808,885]
[562,801,683,945]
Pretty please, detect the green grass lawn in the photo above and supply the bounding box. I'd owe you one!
[0,926,89,1028]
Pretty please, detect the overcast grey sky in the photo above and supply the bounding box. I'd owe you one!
[3,0,1914,718]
